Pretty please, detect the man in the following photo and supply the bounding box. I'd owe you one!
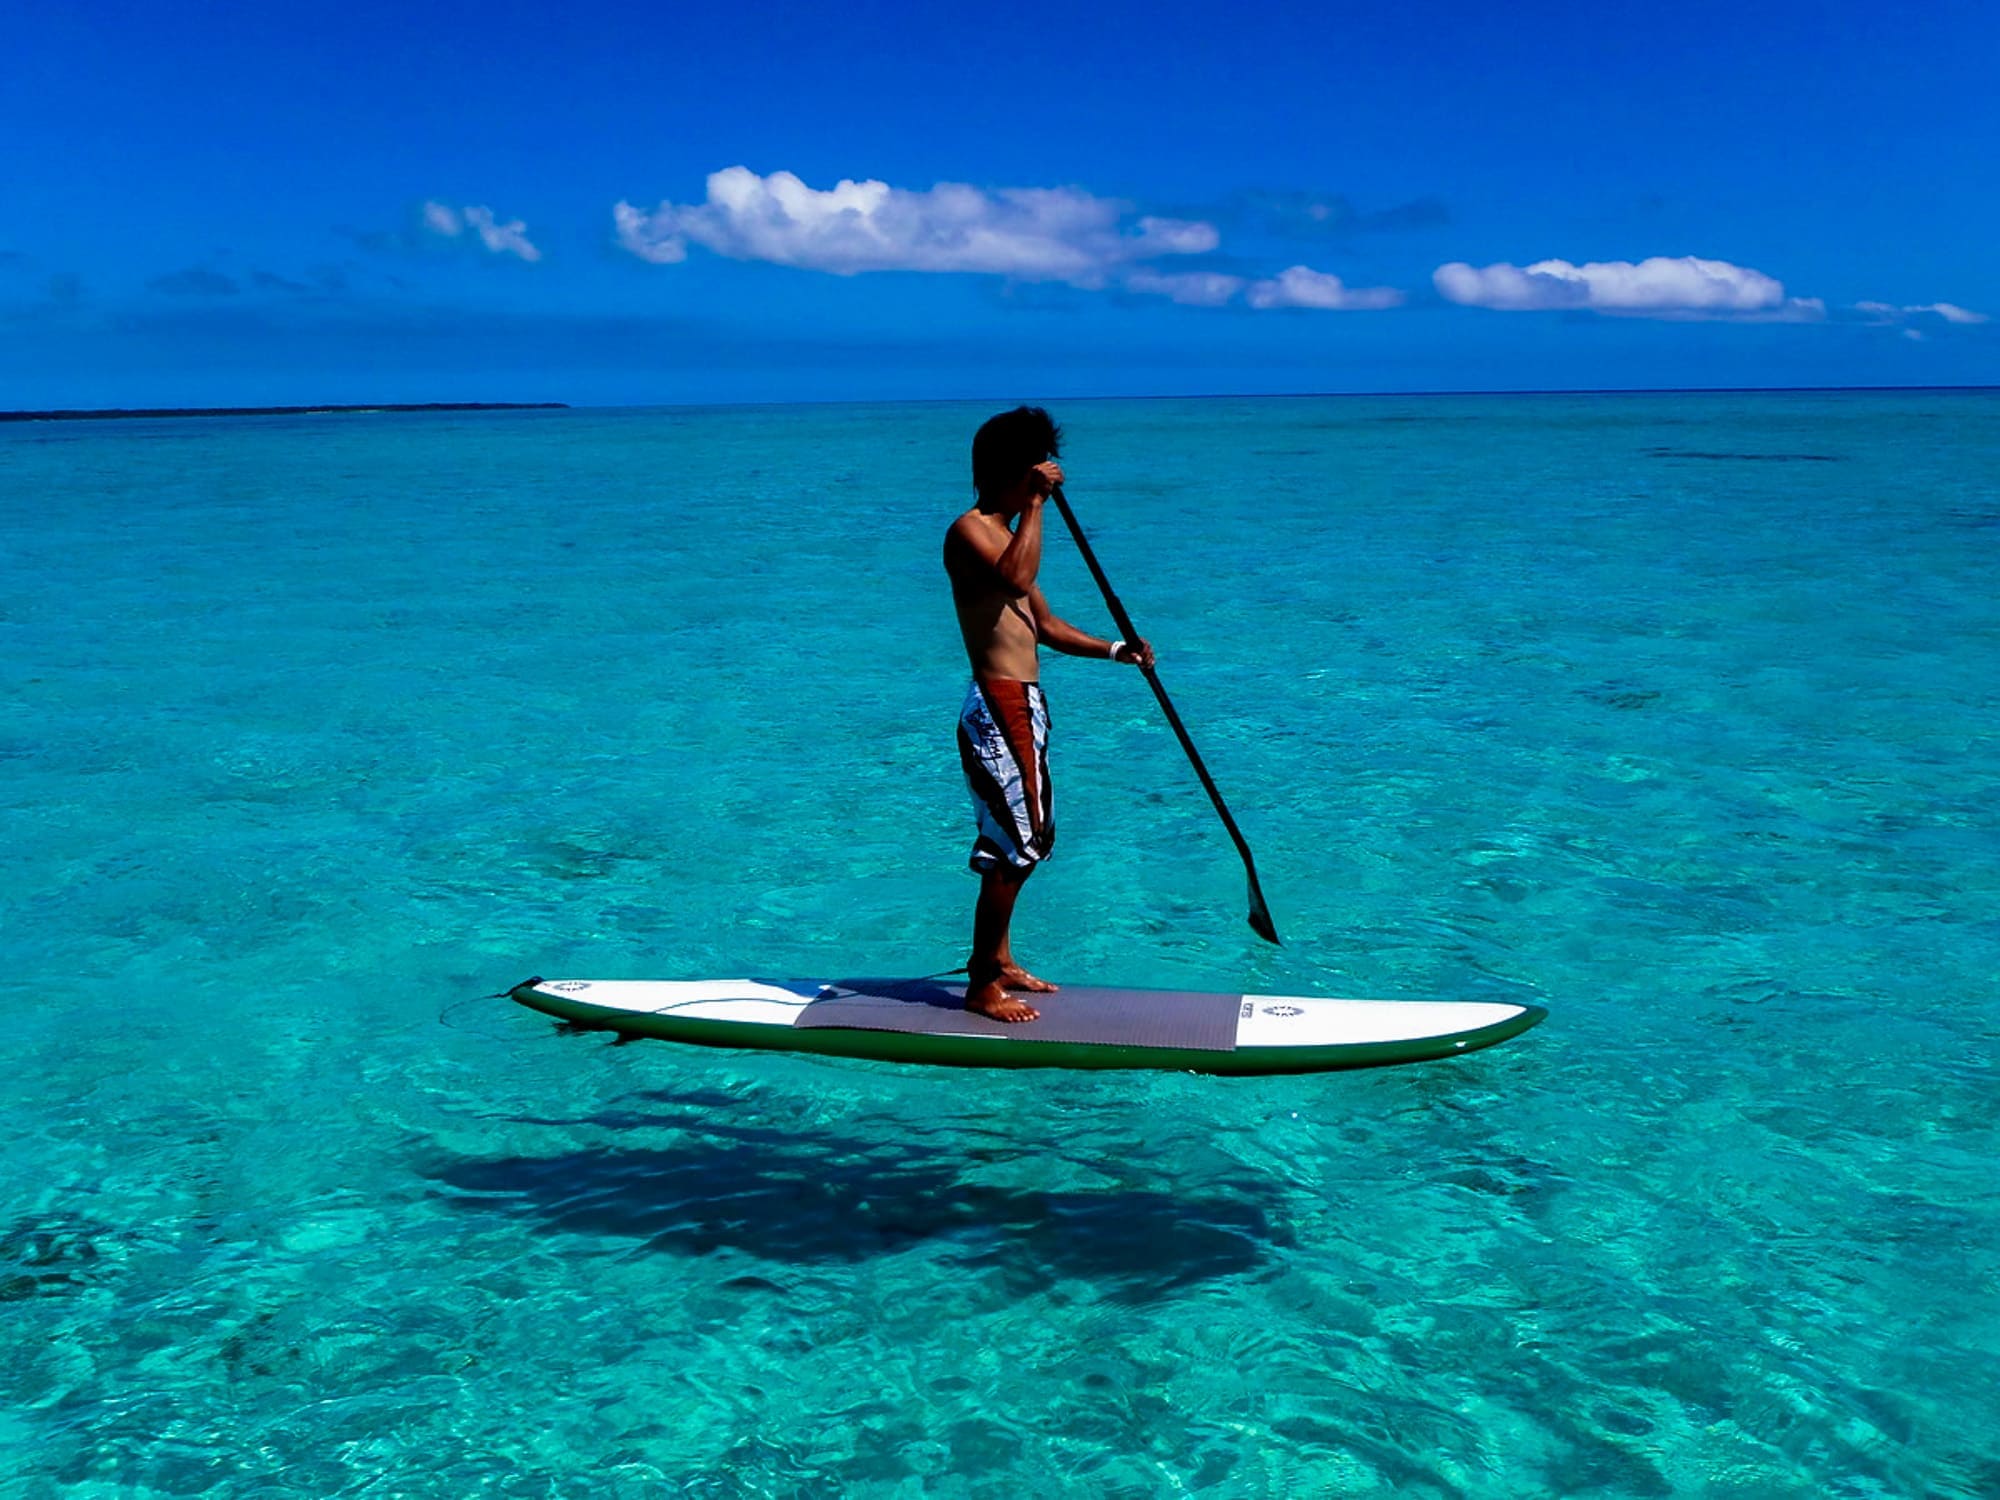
[943,407,1153,1022]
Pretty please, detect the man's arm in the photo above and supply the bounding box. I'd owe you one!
[947,498,1045,596]
[1029,587,1155,666]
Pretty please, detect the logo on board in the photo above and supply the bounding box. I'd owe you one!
[1262,1005,1304,1017]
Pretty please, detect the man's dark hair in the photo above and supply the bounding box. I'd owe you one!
[972,406,1062,504]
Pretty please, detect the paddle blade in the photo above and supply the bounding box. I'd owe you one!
[1248,891,1281,945]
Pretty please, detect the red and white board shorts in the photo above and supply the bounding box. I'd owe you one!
[958,677,1054,875]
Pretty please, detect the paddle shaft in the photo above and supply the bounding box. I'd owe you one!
[1046,486,1280,944]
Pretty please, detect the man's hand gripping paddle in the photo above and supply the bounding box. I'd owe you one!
[1048,485,1281,945]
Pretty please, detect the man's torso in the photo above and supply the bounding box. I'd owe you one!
[944,510,1039,683]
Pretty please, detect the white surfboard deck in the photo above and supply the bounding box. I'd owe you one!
[508,976,1546,1075]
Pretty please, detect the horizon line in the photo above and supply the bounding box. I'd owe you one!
[4,383,1996,423]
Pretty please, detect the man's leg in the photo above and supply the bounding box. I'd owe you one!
[967,866,1039,1022]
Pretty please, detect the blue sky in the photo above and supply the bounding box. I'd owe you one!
[4,0,1995,406]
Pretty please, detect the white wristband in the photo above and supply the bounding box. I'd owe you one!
[1109,640,1126,661]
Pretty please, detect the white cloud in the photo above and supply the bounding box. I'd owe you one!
[1857,299,1987,328]
[1123,268,1245,306]
[1434,255,1821,320]
[1903,301,1986,325]
[1246,264,1404,311]
[1132,216,1222,256]
[422,200,541,262]
[462,206,541,263]
[613,166,1218,284]
[613,201,686,263]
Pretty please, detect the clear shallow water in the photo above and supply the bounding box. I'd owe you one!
[3,392,1997,1497]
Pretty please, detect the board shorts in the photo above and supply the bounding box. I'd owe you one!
[958,677,1054,875]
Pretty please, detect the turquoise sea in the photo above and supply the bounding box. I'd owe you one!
[3,391,1997,1497]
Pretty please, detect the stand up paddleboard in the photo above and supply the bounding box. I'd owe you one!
[507,976,1544,1075]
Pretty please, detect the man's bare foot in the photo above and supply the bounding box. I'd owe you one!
[965,963,1039,1022]
[998,964,1059,993]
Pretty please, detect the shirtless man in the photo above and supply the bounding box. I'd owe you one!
[944,407,1153,1022]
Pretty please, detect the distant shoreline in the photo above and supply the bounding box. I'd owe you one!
[0,402,569,424]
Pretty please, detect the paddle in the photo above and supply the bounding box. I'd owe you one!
[1047,485,1281,945]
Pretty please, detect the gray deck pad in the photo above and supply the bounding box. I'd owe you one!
[791,978,1244,1052]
